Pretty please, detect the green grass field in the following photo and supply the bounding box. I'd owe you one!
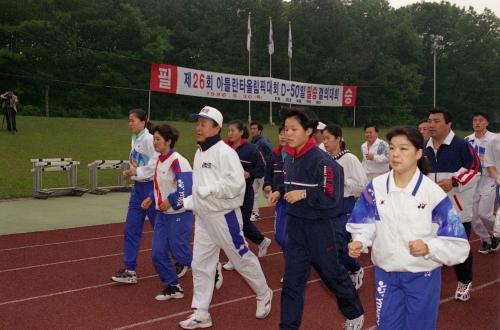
[0,116,468,199]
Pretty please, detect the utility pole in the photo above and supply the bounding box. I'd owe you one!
[430,34,444,108]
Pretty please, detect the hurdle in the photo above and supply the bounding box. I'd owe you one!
[88,160,132,194]
[31,158,88,199]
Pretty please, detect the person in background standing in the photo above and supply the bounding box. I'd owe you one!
[361,124,390,180]
[1,91,19,133]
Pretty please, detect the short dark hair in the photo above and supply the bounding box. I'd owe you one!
[418,118,428,126]
[250,121,263,132]
[472,112,489,121]
[386,126,430,175]
[364,124,378,132]
[278,125,285,133]
[152,124,180,148]
[282,108,318,137]
[428,107,452,124]
[228,119,249,139]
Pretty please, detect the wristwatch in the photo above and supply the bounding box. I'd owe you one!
[451,178,458,187]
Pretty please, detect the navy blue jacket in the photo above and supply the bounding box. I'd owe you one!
[264,145,286,190]
[251,135,273,166]
[278,137,344,220]
[226,139,265,186]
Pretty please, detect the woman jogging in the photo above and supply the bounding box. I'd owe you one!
[347,126,470,330]
[111,108,157,284]
[268,108,364,330]
[141,124,194,300]
[222,120,271,271]
[322,124,367,290]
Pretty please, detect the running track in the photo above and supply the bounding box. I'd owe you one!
[0,207,498,329]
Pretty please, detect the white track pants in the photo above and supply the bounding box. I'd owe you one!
[471,184,496,241]
[191,208,269,311]
[252,178,264,215]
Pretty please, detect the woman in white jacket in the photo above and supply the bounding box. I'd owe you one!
[347,126,470,330]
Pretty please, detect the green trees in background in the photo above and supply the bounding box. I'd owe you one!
[0,0,498,129]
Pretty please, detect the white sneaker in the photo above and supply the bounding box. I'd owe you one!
[349,267,364,290]
[179,312,213,329]
[258,237,271,257]
[222,261,235,271]
[250,211,261,222]
[214,262,223,290]
[256,288,273,319]
[455,281,471,301]
[344,314,364,330]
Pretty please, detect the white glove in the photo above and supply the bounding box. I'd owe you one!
[198,186,213,198]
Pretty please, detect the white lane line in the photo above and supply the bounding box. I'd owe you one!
[0,229,277,273]
[0,216,275,252]
[362,277,500,330]
[0,274,159,306]
[0,231,153,252]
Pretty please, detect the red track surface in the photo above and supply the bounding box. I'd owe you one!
[1,207,498,329]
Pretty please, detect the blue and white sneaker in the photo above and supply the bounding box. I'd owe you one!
[111,268,137,284]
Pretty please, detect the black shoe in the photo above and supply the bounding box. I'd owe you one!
[491,236,499,252]
[111,268,137,284]
[175,263,189,278]
[214,262,223,290]
[155,284,184,301]
[478,241,491,254]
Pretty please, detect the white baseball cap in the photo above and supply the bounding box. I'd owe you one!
[190,106,223,127]
[317,121,326,130]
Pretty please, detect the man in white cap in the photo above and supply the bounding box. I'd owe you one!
[180,106,273,329]
[314,121,327,151]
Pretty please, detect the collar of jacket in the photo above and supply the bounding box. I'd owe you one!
[199,134,221,151]
[225,138,248,150]
[329,149,351,160]
[273,144,283,156]
[284,137,317,159]
[158,149,175,162]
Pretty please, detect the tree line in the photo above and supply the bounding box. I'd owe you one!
[0,0,499,129]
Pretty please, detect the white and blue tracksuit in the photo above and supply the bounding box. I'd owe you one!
[264,145,288,253]
[347,169,470,330]
[465,131,497,242]
[152,149,193,286]
[278,138,364,329]
[330,150,368,273]
[123,129,158,271]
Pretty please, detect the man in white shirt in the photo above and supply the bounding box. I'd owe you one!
[484,133,500,251]
[465,112,498,254]
[361,124,390,180]
[180,106,272,329]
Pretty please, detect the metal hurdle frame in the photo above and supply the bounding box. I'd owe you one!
[88,160,132,194]
[31,158,88,199]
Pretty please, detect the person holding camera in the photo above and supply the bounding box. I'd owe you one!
[1,91,18,133]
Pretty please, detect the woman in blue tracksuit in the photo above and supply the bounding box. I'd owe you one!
[264,126,288,257]
[347,126,470,330]
[322,124,367,290]
[142,124,194,301]
[111,108,157,284]
[222,120,271,271]
[269,109,364,330]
